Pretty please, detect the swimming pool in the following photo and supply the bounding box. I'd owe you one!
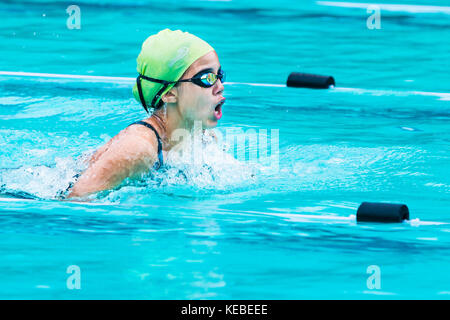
[0,0,449,299]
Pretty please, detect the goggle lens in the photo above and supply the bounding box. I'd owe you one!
[200,72,217,86]
[196,68,225,87]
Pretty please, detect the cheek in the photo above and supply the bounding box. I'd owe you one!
[196,94,212,115]
[180,86,211,118]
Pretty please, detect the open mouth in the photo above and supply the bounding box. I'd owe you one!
[214,99,225,120]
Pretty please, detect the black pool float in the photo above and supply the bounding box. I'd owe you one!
[286,72,335,89]
[356,202,410,223]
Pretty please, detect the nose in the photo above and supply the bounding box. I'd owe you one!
[213,78,224,96]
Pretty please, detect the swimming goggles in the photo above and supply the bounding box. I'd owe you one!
[139,68,225,88]
[136,68,225,112]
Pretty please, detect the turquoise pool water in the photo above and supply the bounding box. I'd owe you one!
[0,0,449,299]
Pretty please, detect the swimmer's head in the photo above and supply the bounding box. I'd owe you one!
[133,29,225,128]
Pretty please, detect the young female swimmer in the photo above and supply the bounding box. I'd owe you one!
[66,29,225,199]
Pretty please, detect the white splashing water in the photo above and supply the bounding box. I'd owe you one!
[130,130,262,192]
[0,130,265,201]
[0,156,81,199]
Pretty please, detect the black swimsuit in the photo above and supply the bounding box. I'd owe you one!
[129,120,164,169]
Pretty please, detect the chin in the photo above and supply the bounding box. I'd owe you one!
[204,119,218,129]
[200,115,219,128]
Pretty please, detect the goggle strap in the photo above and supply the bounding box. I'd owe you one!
[151,84,169,109]
[136,75,149,113]
[140,74,173,85]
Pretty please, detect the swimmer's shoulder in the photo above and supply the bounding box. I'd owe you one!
[88,121,161,169]
[118,121,161,161]
[89,123,157,162]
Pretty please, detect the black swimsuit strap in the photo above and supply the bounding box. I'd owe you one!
[130,121,164,169]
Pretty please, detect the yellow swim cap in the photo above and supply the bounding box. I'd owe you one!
[132,28,214,113]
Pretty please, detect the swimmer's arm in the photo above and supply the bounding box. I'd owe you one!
[66,134,157,199]
[85,139,113,166]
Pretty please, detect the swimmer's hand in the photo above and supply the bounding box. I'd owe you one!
[66,125,160,199]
